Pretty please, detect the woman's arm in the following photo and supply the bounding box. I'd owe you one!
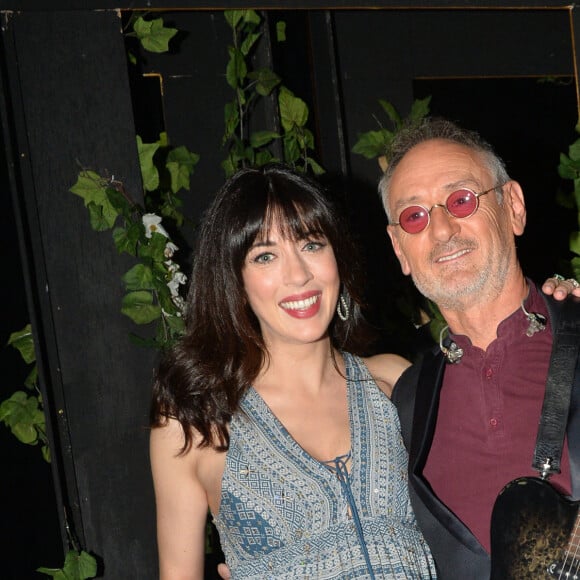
[150,418,208,580]
[363,353,412,398]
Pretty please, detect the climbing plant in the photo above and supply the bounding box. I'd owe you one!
[557,125,580,280]
[222,9,323,177]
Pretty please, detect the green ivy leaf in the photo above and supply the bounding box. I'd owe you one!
[133,16,178,53]
[123,264,155,291]
[558,154,579,180]
[244,10,261,26]
[352,129,393,159]
[0,391,41,444]
[250,131,279,148]
[8,324,35,364]
[307,157,325,175]
[241,31,261,57]
[352,96,430,162]
[279,87,308,132]
[70,171,118,229]
[38,549,97,579]
[283,134,301,164]
[166,146,200,193]
[158,196,185,228]
[224,10,245,30]
[223,102,240,143]
[87,202,115,232]
[409,96,432,121]
[112,224,139,256]
[378,99,402,127]
[226,9,260,30]
[121,291,162,325]
[569,138,580,162]
[128,333,160,349]
[105,186,134,218]
[572,255,580,279]
[276,21,287,42]
[138,231,168,263]
[226,47,247,90]
[157,314,185,344]
[255,150,277,167]
[70,170,106,203]
[221,156,237,178]
[571,231,580,255]
[137,136,160,192]
[249,68,281,97]
[156,278,173,301]
[302,128,315,150]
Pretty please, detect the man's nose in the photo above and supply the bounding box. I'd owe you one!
[428,204,460,241]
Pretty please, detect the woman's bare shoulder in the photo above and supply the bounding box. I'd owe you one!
[150,417,207,464]
[360,352,411,398]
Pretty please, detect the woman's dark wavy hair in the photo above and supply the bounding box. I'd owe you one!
[150,163,373,452]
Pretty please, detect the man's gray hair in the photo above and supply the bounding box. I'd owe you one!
[378,117,510,221]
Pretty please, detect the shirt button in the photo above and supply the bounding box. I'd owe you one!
[490,418,498,427]
[485,368,493,379]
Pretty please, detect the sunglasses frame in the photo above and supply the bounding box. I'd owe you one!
[393,183,504,234]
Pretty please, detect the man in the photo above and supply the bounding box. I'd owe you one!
[382,117,580,578]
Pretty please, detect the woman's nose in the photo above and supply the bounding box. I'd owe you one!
[284,251,313,285]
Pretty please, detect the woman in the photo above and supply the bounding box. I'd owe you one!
[150,164,436,578]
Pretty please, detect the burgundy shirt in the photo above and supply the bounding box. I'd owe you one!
[423,284,572,553]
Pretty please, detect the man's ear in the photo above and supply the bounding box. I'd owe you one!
[504,180,526,236]
[387,225,411,276]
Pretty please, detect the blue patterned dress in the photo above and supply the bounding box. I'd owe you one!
[213,352,436,579]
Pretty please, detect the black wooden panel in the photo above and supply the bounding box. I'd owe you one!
[129,10,252,233]
[1,10,158,578]
[332,9,574,186]
[128,10,290,241]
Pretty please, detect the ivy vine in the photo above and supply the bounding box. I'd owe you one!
[557,127,580,280]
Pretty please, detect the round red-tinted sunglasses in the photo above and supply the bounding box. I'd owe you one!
[393,184,504,234]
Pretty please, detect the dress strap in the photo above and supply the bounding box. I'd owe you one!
[321,451,377,580]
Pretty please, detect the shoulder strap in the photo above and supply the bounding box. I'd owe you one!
[532,295,580,476]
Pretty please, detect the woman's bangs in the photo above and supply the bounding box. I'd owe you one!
[256,198,327,243]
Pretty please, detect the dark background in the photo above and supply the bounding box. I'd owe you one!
[0,3,578,578]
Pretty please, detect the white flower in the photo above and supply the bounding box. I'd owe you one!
[167,271,187,298]
[174,271,187,285]
[171,296,185,312]
[164,241,178,258]
[142,213,169,239]
[165,260,177,273]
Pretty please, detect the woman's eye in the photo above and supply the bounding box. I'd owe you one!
[303,240,325,252]
[253,252,275,264]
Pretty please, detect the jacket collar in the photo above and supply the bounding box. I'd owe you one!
[409,345,489,555]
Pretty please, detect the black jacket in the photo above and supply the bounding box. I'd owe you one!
[391,293,580,579]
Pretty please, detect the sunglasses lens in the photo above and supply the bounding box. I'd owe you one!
[446,189,477,218]
[398,206,429,234]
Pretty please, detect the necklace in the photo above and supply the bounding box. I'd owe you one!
[439,300,546,364]
[520,300,547,337]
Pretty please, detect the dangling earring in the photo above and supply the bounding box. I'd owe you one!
[336,292,350,321]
